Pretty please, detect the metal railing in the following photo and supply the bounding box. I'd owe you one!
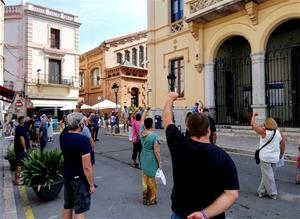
[265,45,300,127]
[33,73,78,87]
[189,0,224,13]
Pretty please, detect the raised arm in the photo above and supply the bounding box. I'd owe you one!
[251,112,266,137]
[163,92,178,130]
[141,107,150,125]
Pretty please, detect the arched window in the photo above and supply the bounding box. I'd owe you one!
[125,50,130,62]
[117,52,123,64]
[139,46,144,67]
[91,68,100,86]
[132,48,137,66]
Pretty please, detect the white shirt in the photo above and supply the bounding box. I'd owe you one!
[259,130,282,163]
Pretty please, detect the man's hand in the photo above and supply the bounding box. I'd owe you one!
[187,211,205,219]
[168,92,178,101]
[89,185,96,194]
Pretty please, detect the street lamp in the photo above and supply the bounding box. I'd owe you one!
[167,72,176,92]
[112,83,119,110]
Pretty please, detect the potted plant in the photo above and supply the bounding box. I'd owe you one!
[4,142,16,171]
[22,149,64,201]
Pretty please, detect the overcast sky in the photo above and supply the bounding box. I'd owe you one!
[5,0,147,53]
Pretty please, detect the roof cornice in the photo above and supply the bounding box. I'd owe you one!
[25,9,81,28]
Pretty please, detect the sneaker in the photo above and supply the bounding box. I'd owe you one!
[257,192,264,198]
[270,195,277,200]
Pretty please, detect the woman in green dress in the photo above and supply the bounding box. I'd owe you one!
[140,107,161,205]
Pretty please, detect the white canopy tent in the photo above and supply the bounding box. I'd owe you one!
[92,99,120,110]
[80,104,92,110]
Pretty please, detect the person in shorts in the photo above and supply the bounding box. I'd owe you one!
[60,113,96,219]
[14,116,30,185]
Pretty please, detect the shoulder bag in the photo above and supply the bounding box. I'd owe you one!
[254,130,276,164]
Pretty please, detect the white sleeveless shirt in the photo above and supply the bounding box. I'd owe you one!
[259,130,282,163]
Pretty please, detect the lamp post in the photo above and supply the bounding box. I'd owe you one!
[167,73,176,123]
[112,83,119,110]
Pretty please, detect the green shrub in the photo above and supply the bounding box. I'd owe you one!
[22,150,64,191]
[5,142,15,161]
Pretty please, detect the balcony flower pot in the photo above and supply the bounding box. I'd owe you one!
[22,150,64,201]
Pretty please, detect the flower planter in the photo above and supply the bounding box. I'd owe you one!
[32,181,63,201]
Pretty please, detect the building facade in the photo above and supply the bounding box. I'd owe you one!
[148,0,300,128]
[79,31,148,108]
[4,2,80,117]
[0,0,4,122]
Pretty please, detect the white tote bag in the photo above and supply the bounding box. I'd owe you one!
[155,168,166,185]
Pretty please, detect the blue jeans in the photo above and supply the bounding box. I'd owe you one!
[171,212,182,219]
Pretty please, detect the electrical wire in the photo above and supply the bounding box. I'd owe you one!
[4,44,22,60]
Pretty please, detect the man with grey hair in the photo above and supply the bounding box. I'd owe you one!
[60,112,96,219]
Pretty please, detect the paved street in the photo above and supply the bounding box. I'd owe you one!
[13,130,300,219]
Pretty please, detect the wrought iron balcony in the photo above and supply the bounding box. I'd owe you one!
[32,74,78,88]
[186,0,269,23]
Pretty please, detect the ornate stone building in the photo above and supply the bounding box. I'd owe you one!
[148,0,300,128]
[79,31,148,108]
[4,2,80,117]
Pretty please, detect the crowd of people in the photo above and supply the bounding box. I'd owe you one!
[10,95,300,219]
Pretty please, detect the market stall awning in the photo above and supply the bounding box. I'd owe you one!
[0,85,15,101]
[31,99,78,108]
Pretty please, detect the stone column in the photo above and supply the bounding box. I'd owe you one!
[204,63,215,117]
[251,52,267,125]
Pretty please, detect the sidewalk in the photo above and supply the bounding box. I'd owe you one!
[106,128,298,161]
[0,137,18,219]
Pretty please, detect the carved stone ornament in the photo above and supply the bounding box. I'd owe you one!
[195,63,204,73]
[188,22,199,40]
[245,1,258,26]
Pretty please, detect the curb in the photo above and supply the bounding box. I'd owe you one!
[1,140,18,219]
[105,133,297,162]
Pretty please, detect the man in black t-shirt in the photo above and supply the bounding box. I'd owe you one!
[60,112,96,218]
[14,116,30,185]
[203,108,217,144]
[163,92,239,219]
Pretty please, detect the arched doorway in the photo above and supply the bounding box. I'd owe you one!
[214,36,252,125]
[265,19,300,127]
[131,88,139,107]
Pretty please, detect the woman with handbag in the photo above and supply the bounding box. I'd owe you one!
[251,112,285,200]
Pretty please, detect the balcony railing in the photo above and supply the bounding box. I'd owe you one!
[186,0,270,23]
[5,3,79,22]
[4,5,21,15]
[186,0,242,23]
[189,0,224,13]
[33,74,78,87]
[171,19,184,33]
